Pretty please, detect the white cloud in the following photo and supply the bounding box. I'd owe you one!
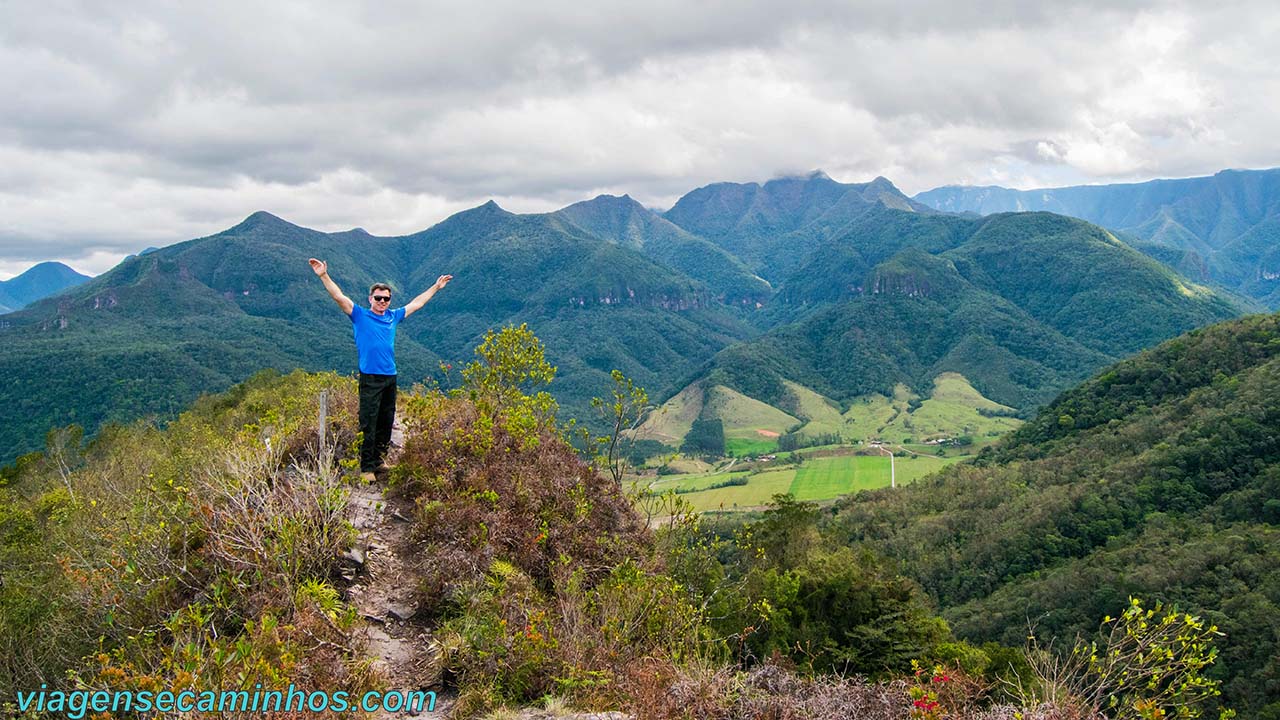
[2,0,1279,273]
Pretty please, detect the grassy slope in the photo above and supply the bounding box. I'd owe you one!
[780,381,847,437]
[854,375,1021,443]
[907,373,1022,441]
[636,382,704,445]
[841,385,914,442]
[703,385,799,439]
[648,372,1022,451]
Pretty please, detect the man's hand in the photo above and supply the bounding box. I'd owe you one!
[310,258,353,315]
[404,273,454,318]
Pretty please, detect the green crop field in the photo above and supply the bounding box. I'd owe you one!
[642,449,964,512]
[788,455,890,500]
[725,436,779,456]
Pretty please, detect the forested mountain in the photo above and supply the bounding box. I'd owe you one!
[663,171,934,283]
[914,167,1280,308]
[690,209,1240,417]
[831,312,1280,715]
[551,194,772,304]
[0,261,91,313]
[0,172,1248,463]
[0,206,754,461]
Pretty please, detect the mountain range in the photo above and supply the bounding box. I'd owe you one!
[0,172,1256,462]
[915,167,1280,308]
[0,261,90,313]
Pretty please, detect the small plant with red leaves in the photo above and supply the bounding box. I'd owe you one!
[909,660,949,719]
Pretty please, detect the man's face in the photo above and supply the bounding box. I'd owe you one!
[369,289,391,314]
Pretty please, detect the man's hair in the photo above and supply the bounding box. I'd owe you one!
[369,282,392,296]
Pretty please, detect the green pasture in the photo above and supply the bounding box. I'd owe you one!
[840,376,1021,444]
[644,450,964,512]
[725,436,779,456]
[636,382,704,445]
[782,381,846,438]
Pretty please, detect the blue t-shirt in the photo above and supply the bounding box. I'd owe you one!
[350,305,406,375]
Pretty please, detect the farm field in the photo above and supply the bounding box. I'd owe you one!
[724,436,778,456]
[642,449,964,512]
[788,455,892,501]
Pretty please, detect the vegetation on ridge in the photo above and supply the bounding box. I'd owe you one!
[0,325,1245,718]
[0,370,376,714]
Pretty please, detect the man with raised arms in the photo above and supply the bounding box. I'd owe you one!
[309,258,453,480]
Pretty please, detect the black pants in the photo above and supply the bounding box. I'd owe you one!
[358,373,397,472]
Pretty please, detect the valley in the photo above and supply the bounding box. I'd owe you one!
[633,370,1010,508]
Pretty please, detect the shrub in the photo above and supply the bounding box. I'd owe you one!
[0,371,372,708]
[682,418,725,457]
[672,495,950,677]
[1022,598,1234,719]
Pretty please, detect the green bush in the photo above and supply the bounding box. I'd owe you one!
[682,418,725,457]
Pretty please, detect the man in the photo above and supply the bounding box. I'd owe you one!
[309,258,453,480]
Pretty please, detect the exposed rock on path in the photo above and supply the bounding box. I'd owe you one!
[344,418,453,717]
[342,417,635,720]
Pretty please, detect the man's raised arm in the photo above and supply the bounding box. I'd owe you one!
[309,258,354,315]
[403,274,453,319]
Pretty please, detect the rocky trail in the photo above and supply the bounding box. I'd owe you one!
[340,419,634,720]
[342,421,454,718]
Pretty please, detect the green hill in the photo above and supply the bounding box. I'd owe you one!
[949,212,1236,355]
[831,311,1280,715]
[694,210,1240,414]
[915,167,1280,309]
[551,193,772,303]
[662,172,935,283]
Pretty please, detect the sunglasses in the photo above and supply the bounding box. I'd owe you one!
[372,295,391,302]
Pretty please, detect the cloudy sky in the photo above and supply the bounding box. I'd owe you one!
[2,0,1278,279]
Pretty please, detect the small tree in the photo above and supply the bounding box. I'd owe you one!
[681,418,725,458]
[462,323,556,406]
[44,425,84,501]
[461,324,559,448]
[591,370,650,486]
[1021,597,1233,719]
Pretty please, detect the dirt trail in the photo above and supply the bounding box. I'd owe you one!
[343,419,454,717]
[342,420,633,720]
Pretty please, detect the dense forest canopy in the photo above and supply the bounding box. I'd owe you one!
[831,312,1280,715]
